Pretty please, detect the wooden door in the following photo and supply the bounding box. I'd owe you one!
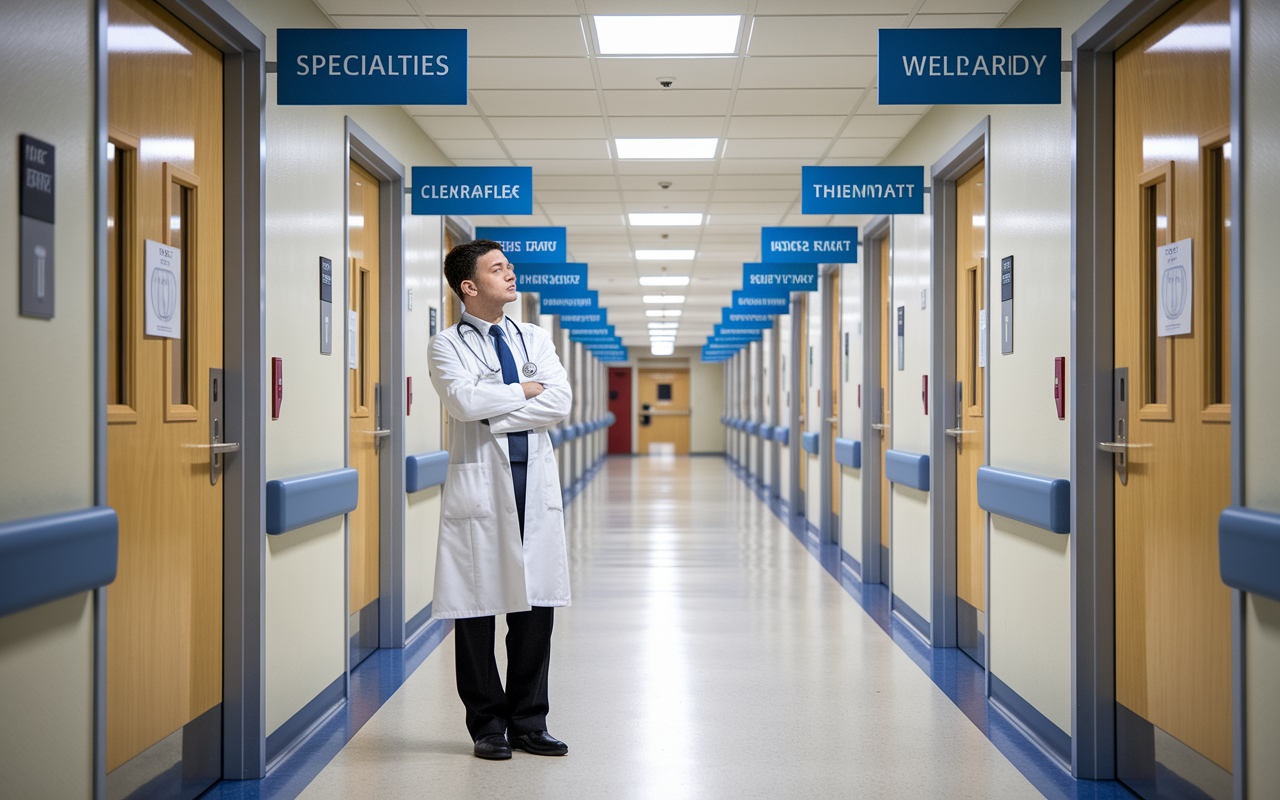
[349,161,381,667]
[1114,0,1233,793]
[954,161,987,666]
[637,369,690,454]
[797,294,808,493]
[105,0,224,774]
[608,368,633,454]
[877,236,892,577]
[829,272,841,518]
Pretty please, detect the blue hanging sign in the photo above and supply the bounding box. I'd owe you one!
[540,290,598,315]
[742,263,818,296]
[878,28,1062,106]
[557,310,607,328]
[277,29,467,106]
[732,291,791,313]
[761,227,858,263]
[567,326,615,338]
[722,308,773,329]
[476,227,566,263]
[514,262,587,296]
[801,166,924,215]
[411,166,532,215]
[715,324,764,339]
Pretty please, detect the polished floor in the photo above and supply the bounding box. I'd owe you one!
[289,455,1045,798]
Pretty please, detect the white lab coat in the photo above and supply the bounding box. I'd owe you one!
[427,316,573,619]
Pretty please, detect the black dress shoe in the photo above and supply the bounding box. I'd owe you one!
[473,733,512,760]
[510,731,568,756]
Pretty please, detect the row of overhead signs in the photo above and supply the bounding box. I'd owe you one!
[252,26,1063,355]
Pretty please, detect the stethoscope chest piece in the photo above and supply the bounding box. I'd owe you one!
[522,362,537,378]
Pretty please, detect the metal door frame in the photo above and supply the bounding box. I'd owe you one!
[94,0,267,789]
[928,117,990,652]
[861,216,891,587]
[819,264,840,543]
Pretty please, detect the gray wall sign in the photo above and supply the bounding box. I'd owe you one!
[20,134,55,319]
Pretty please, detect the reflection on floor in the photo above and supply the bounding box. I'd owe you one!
[209,455,1137,799]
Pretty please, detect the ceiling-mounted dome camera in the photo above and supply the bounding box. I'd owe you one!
[658,181,672,189]
[658,76,675,89]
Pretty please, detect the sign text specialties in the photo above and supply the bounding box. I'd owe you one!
[477,227,566,263]
[412,166,533,215]
[802,166,924,215]
[514,263,587,296]
[277,29,467,105]
[761,227,858,263]
[741,263,818,296]
[878,28,1062,105]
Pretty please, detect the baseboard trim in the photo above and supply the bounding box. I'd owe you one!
[989,673,1071,768]
[405,600,434,641]
[891,594,931,642]
[265,674,345,767]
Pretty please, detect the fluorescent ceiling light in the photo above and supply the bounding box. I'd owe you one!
[594,15,740,55]
[650,341,676,356]
[615,138,718,159]
[647,309,682,318]
[649,322,679,329]
[649,331,677,338]
[643,295,685,304]
[629,213,702,227]
[636,250,695,261]
[639,276,691,286]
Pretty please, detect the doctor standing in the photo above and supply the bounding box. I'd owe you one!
[427,239,573,761]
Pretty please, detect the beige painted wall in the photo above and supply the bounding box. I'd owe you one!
[228,0,452,737]
[690,355,725,454]
[0,0,97,795]
[1242,0,1280,792]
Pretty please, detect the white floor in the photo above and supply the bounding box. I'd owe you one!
[297,456,1041,799]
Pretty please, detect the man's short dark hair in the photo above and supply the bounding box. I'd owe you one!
[445,239,504,299]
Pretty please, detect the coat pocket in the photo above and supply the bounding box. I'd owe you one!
[442,463,495,520]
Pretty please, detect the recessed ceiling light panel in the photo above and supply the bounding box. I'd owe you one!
[615,138,718,159]
[650,341,676,356]
[594,15,741,55]
[639,276,691,286]
[636,250,695,261]
[628,213,702,227]
[646,309,682,318]
[643,295,686,304]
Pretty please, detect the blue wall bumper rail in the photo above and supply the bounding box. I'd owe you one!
[746,421,760,436]
[834,438,861,468]
[405,451,450,493]
[975,466,1070,534]
[802,431,820,454]
[759,424,775,441]
[773,426,790,445]
[885,449,930,491]
[550,429,563,448]
[0,506,119,618]
[1220,506,1280,602]
[266,467,360,536]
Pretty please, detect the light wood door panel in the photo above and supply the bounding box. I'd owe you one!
[1114,0,1232,771]
[955,161,986,614]
[829,272,841,516]
[638,369,690,454]
[349,161,381,614]
[105,0,224,770]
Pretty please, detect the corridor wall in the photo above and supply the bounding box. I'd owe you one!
[839,260,864,568]
[691,359,726,454]
[854,0,1109,744]
[805,287,823,526]
[230,0,452,741]
[0,0,97,794]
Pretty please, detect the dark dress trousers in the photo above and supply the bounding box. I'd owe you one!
[453,325,554,740]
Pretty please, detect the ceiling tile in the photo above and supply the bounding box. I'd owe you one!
[519,159,617,175]
[738,56,875,89]
[423,0,581,12]
[841,114,921,138]
[490,117,607,138]
[604,89,731,117]
[910,13,1005,28]
[619,174,713,190]
[733,88,860,115]
[919,0,1018,13]
[708,213,786,225]
[450,158,515,167]
[608,116,724,137]
[617,160,716,175]
[621,190,708,203]
[753,0,917,11]
[550,214,626,227]
[708,202,792,215]
[724,138,828,159]
[406,102,479,116]
[471,89,601,116]
[820,157,883,167]
[541,202,624,215]
[536,175,618,190]
[434,139,508,159]
[747,16,903,56]
[426,17,588,57]
[717,158,814,174]
[713,174,800,190]
[414,116,494,139]
[712,189,797,203]
[535,190,622,203]
[329,15,424,28]
[857,95,931,115]
[468,58,595,90]
[596,57,737,90]
[315,0,415,13]
[504,139,610,159]
[827,137,898,158]
[623,202,707,213]
[585,0,745,12]
[727,115,845,138]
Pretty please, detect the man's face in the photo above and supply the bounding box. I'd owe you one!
[464,249,517,306]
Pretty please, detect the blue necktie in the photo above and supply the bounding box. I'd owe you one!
[490,325,528,463]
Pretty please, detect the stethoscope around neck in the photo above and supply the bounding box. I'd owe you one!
[457,316,537,378]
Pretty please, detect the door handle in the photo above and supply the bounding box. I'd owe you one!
[364,429,392,438]
[1098,441,1150,453]
[944,428,974,437]
[825,416,839,423]
[871,423,889,430]
[187,442,241,453]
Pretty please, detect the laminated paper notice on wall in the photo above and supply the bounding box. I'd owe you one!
[1157,238,1193,336]
[348,310,359,369]
[145,239,181,339]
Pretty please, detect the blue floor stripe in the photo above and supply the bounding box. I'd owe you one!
[724,456,1137,800]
